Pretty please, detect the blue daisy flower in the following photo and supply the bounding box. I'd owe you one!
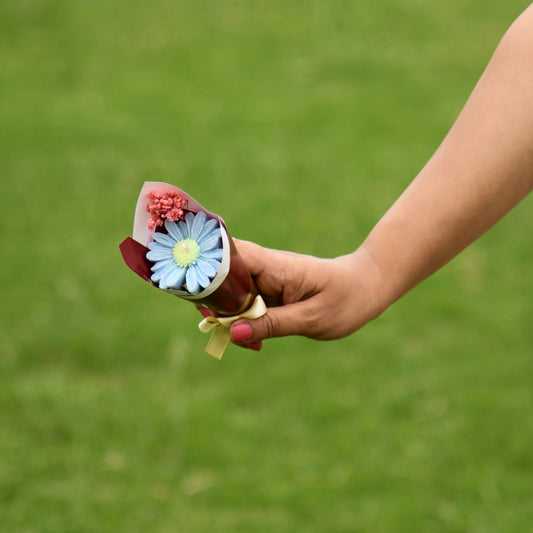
[146,211,223,293]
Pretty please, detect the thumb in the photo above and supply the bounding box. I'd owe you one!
[230,301,314,344]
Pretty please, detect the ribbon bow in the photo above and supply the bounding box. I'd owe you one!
[198,295,267,359]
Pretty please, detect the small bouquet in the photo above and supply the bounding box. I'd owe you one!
[120,182,266,358]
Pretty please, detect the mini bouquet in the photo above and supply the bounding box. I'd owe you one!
[120,182,266,358]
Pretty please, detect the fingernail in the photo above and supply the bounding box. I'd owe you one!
[231,322,253,343]
[244,341,262,352]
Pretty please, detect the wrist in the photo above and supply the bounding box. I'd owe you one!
[334,245,390,332]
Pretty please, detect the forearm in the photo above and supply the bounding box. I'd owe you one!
[363,5,533,308]
[230,6,533,345]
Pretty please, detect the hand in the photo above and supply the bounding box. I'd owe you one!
[229,240,386,348]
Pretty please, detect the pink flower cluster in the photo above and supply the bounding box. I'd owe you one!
[146,191,187,231]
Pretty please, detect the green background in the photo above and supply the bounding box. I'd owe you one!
[1,1,532,531]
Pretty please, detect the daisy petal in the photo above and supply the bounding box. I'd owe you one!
[184,212,196,236]
[175,220,188,240]
[203,258,222,272]
[150,258,175,271]
[165,220,182,241]
[201,248,223,260]
[199,225,221,241]
[147,249,173,262]
[198,218,219,239]
[196,259,218,278]
[197,234,221,251]
[152,232,177,247]
[185,267,201,294]
[164,266,186,289]
[151,263,174,283]
[158,267,176,289]
[190,211,207,239]
[192,265,211,289]
[151,272,162,283]
[147,241,172,252]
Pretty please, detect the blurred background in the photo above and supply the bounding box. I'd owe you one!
[1,1,531,531]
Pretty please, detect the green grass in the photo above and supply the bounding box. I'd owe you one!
[1,1,532,531]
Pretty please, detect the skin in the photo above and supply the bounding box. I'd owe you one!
[230,4,533,349]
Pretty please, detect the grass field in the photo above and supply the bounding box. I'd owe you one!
[1,1,532,531]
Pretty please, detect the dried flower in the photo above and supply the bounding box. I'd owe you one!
[146,191,187,231]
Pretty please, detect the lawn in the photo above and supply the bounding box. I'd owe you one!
[1,1,532,532]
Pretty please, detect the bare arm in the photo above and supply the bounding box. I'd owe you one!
[363,3,533,309]
[230,5,533,347]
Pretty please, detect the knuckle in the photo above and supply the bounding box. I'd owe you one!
[262,312,281,339]
[303,306,324,338]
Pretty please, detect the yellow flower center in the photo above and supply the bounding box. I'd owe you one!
[173,238,200,267]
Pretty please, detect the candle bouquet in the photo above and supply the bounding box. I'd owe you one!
[120,182,266,358]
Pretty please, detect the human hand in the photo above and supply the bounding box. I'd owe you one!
[228,240,387,349]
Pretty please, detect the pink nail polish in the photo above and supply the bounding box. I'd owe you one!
[231,322,253,343]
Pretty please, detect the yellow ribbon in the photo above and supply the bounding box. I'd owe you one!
[198,295,267,359]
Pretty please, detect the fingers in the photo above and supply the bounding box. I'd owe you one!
[217,239,332,346]
[230,300,317,344]
[232,239,327,343]
[231,322,263,351]
[197,305,262,351]
[233,239,275,277]
[241,341,263,352]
